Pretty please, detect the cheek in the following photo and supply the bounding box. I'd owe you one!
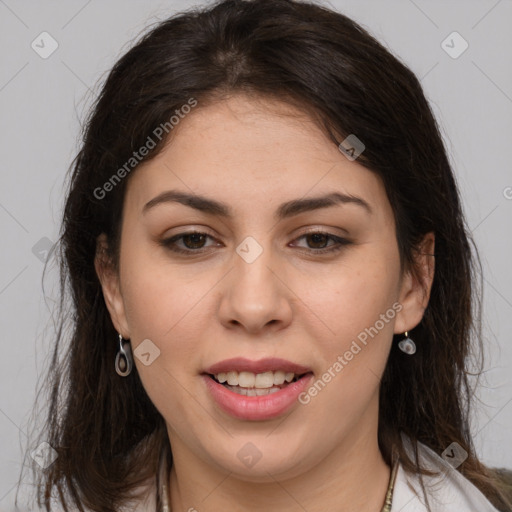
[295,252,401,419]
[298,277,398,442]
[119,236,208,336]
[117,244,212,399]
[119,261,208,424]
[302,249,401,337]
[122,275,208,373]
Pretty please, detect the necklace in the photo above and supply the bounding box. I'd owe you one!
[381,450,399,512]
[157,444,399,512]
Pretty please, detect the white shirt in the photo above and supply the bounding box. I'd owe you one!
[391,436,499,511]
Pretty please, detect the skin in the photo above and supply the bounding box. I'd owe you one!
[96,94,435,512]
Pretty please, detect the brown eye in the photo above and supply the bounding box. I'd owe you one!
[291,231,352,255]
[160,231,218,254]
[160,230,351,256]
[181,233,208,249]
[305,232,330,249]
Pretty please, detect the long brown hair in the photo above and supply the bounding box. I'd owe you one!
[20,0,511,510]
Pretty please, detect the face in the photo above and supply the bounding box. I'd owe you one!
[96,94,432,481]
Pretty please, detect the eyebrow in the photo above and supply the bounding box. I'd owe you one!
[142,189,372,219]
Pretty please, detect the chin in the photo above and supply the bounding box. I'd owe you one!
[202,438,314,482]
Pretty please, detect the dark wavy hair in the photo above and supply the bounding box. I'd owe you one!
[19,0,511,510]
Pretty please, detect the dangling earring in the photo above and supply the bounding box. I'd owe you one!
[398,331,416,355]
[115,333,133,376]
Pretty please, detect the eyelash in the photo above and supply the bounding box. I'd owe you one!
[159,230,351,256]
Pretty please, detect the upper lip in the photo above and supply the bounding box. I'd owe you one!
[203,357,312,375]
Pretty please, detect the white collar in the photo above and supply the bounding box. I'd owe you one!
[391,436,499,511]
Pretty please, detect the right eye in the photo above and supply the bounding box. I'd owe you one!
[160,231,221,254]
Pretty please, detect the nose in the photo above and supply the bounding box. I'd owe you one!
[217,241,293,335]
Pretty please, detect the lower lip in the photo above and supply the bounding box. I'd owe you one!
[202,373,314,421]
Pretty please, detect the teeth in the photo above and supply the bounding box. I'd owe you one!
[214,370,300,388]
[239,371,256,387]
[226,371,238,385]
[285,372,294,383]
[224,384,282,396]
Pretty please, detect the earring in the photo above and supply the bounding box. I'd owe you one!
[398,331,416,355]
[115,333,133,376]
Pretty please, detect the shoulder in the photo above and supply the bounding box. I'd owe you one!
[391,436,500,512]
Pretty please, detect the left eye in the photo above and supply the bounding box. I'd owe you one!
[160,230,350,255]
[291,231,350,253]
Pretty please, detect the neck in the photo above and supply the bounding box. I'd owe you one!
[166,421,391,512]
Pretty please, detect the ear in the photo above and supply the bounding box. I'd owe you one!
[94,233,130,338]
[394,232,435,335]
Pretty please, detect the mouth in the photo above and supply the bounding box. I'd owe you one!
[206,370,310,397]
[201,358,314,420]
[201,357,313,421]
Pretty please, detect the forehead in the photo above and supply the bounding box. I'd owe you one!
[124,95,389,220]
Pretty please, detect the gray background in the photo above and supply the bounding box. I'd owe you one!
[0,1,511,510]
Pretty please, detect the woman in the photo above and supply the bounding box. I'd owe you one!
[27,0,511,510]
